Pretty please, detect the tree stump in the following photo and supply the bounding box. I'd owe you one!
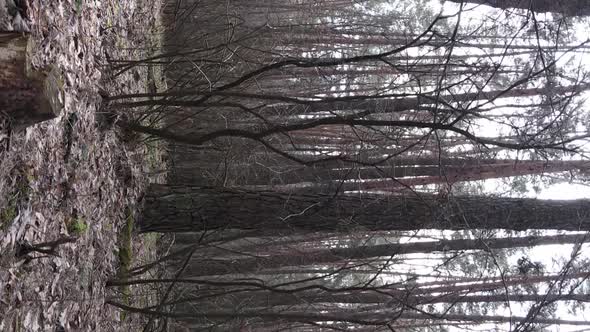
[0,32,62,131]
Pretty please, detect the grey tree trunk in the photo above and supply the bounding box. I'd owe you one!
[180,291,590,310]
[139,185,590,233]
[180,233,586,277]
[447,0,590,17]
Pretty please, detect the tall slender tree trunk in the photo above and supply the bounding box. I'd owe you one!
[106,301,590,327]
[113,83,590,111]
[447,0,590,17]
[342,159,590,191]
[251,160,590,192]
[139,185,590,233]
[179,291,590,310]
[178,233,586,277]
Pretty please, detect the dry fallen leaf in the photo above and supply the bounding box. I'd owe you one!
[0,0,164,330]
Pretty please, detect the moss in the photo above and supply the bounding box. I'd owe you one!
[75,0,84,13]
[0,202,17,231]
[66,217,88,235]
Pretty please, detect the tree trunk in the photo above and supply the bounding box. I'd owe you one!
[248,159,590,192]
[168,144,523,186]
[139,185,590,233]
[0,32,62,129]
[179,233,585,276]
[180,291,590,310]
[106,301,590,327]
[447,0,590,17]
[114,82,590,111]
[334,159,590,191]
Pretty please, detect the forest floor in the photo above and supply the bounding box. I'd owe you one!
[0,0,167,330]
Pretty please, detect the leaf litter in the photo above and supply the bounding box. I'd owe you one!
[0,0,166,330]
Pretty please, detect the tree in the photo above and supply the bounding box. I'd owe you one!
[242,159,590,192]
[139,185,590,233]
[0,33,61,130]
[447,0,590,17]
[106,300,590,329]
[176,233,586,277]
[107,1,590,330]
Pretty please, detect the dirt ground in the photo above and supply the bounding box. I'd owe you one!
[1,0,167,330]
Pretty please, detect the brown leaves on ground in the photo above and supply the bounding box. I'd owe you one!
[0,0,165,330]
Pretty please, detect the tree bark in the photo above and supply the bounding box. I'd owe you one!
[247,159,590,192]
[179,233,586,276]
[179,291,590,310]
[447,0,590,17]
[139,185,590,233]
[0,32,62,129]
[106,300,590,327]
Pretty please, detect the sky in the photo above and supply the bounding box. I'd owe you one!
[399,1,590,329]
[431,0,590,201]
